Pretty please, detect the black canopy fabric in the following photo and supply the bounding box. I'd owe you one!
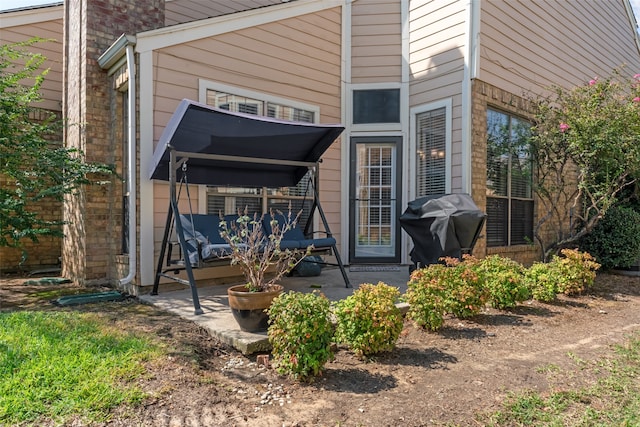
[399,194,486,267]
[149,99,345,187]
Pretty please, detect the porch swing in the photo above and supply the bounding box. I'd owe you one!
[148,99,350,314]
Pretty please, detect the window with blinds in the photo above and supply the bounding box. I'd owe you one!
[416,107,446,197]
[204,90,317,227]
[486,109,533,247]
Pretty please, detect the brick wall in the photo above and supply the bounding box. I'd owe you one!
[62,0,164,285]
[470,79,543,266]
[0,109,63,273]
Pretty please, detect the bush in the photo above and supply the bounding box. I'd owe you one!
[405,265,449,331]
[552,248,600,295]
[405,258,487,331]
[267,291,334,381]
[524,249,600,301]
[333,283,404,359]
[579,205,640,270]
[475,255,530,309]
[524,262,559,302]
[441,257,487,319]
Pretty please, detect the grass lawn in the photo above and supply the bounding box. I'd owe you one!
[0,310,162,425]
[482,333,640,426]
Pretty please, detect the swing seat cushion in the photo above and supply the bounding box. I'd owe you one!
[178,213,336,266]
[261,214,336,250]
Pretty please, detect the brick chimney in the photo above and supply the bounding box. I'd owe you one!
[62,0,164,285]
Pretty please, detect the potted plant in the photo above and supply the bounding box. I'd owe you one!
[219,207,312,332]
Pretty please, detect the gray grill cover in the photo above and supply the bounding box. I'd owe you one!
[399,194,486,267]
[149,99,344,187]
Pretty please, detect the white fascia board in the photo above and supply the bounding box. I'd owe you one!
[1,4,63,28]
[135,0,345,53]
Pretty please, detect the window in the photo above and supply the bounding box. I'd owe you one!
[486,109,533,246]
[416,107,446,196]
[353,89,400,124]
[205,89,316,223]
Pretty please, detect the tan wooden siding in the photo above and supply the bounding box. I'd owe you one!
[409,0,467,192]
[351,0,402,83]
[480,0,640,95]
[151,7,343,259]
[165,0,283,26]
[0,18,64,112]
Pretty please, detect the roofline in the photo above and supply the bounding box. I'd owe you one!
[98,33,137,72]
[0,3,63,28]
[135,0,344,53]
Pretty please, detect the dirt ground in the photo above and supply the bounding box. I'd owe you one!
[2,272,640,426]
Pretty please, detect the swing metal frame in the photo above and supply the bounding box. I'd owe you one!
[151,147,351,315]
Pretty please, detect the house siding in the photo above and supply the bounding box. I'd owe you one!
[0,12,63,114]
[472,0,640,264]
[149,7,343,283]
[479,0,640,94]
[165,0,284,26]
[351,0,402,83]
[0,10,65,272]
[408,0,467,192]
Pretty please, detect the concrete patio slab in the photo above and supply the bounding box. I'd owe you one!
[139,266,411,354]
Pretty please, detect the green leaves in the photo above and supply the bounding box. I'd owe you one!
[530,70,640,258]
[333,283,403,359]
[267,291,334,381]
[1,39,114,249]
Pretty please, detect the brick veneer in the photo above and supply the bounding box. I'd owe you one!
[470,79,543,266]
[62,0,164,285]
[0,109,63,273]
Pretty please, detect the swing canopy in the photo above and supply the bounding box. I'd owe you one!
[149,99,345,187]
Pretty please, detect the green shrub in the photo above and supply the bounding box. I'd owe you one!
[524,262,559,302]
[334,283,404,359]
[552,248,600,295]
[475,255,530,309]
[267,291,334,381]
[405,264,449,331]
[523,249,599,301]
[579,205,640,270]
[442,257,487,319]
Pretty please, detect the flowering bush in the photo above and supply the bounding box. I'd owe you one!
[267,291,334,381]
[333,283,404,359]
[530,71,640,260]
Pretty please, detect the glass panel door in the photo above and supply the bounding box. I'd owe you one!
[349,137,402,263]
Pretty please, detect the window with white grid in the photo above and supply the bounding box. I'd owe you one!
[204,89,316,220]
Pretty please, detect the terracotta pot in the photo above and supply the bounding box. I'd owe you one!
[227,284,284,332]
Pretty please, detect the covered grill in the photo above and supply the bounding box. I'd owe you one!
[399,194,486,269]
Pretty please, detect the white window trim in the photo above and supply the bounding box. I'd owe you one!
[349,82,403,132]
[198,79,320,122]
[197,78,321,214]
[409,98,452,201]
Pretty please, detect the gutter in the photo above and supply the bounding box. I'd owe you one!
[98,34,137,286]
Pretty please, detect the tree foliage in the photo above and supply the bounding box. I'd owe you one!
[0,39,113,249]
[530,71,640,260]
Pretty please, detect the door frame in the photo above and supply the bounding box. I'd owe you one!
[348,135,403,264]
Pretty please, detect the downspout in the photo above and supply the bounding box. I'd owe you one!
[120,43,137,286]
